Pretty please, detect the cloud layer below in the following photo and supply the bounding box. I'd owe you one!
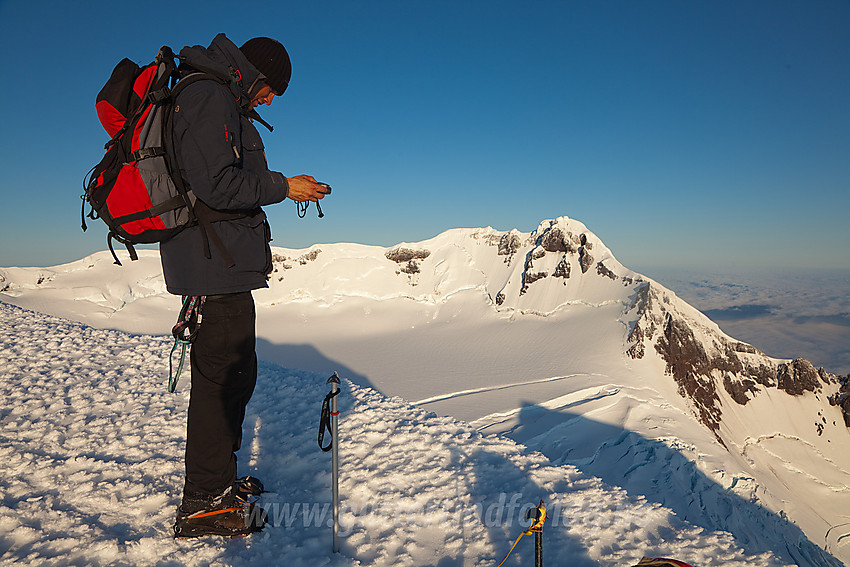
[644,267,850,375]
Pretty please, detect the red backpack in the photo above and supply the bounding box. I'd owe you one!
[82,46,233,265]
[633,558,695,567]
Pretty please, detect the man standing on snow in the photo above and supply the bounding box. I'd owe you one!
[160,33,327,538]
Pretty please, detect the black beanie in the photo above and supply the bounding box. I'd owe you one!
[240,37,292,95]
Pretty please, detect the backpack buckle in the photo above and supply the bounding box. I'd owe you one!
[147,87,171,104]
[131,146,166,161]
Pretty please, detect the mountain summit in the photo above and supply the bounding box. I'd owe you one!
[2,215,849,564]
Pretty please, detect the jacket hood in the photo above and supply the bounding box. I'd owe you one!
[179,33,266,109]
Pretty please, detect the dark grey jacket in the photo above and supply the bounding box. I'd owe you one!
[159,33,289,296]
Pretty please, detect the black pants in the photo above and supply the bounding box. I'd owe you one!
[183,292,257,503]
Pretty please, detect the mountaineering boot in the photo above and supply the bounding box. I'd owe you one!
[235,475,265,504]
[173,503,267,538]
[174,485,267,538]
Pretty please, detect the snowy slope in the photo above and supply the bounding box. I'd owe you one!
[0,302,793,566]
[2,216,849,565]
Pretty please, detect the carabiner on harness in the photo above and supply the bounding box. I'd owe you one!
[168,295,206,392]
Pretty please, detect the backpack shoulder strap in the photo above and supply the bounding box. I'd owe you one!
[170,71,229,99]
[173,66,274,133]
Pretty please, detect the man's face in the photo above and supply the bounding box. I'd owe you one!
[249,85,277,109]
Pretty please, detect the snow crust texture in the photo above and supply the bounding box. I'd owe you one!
[2,216,850,566]
[0,302,800,566]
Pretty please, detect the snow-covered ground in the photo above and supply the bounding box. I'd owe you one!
[2,217,848,566]
[0,302,799,566]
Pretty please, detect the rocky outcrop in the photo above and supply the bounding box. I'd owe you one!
[626,281,843,444]
[386,247,431,285]
[723,374,760,405]
[829,377,850,427]
[540,227,578,254]
[578,247,594,274]
[520,247,548,295]
[387,248,429,267]
[626,283,655,360]
[596,262,617,280]
[655,313,725,440]
[515,224,613,295]
[498,232,522,259]
[553,257,571,279]
[385,248,431,263]
[776,358,827,395]
[271,250,322,280]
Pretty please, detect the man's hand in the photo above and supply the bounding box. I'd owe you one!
[286,174,329,202]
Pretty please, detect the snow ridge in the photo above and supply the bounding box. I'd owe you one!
[2,217,850,565]
[0,302,799,566]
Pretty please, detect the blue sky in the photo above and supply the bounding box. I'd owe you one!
[1,0,848,272]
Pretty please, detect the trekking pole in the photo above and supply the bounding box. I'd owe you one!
[495,499,547,567]
[535,527,543,567]
[318,372,341,553]
[528,499,546,567]
[330,373,341,553]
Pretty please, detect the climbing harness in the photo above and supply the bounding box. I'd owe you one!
[496,499,547,567]
[168,295,206,392]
